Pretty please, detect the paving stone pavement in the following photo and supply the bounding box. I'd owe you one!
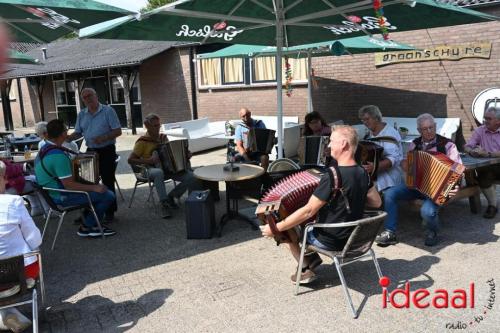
[10,132,500,332]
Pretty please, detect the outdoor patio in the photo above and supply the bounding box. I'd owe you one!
[21,132,499,333]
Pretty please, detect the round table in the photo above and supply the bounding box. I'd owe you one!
[194,163,264,236]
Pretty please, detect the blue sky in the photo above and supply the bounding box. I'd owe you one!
[96,0,149,12]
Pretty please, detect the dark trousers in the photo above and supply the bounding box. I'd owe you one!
[87,144,117,215]
[476,165,500,188]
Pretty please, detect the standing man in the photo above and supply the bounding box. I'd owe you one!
[464,107,500,218]
[376,114,460,247]
[234,107,270,170]
[68,88,122,222]
[358,105,403,192]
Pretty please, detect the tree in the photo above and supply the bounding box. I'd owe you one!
[142,0,176,12]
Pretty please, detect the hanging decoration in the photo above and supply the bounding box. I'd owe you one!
[373,0,390,40]
[284,56,293,97]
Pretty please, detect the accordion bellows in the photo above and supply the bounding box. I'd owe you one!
[72,153,99,185]
[406,150,465,205]
[256,169,323,243]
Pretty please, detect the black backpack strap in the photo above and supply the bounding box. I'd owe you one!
[38,144,72,187]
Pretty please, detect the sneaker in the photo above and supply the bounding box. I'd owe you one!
[161,204,172,219]
[164,195,179,209]
[77,225,116,237]
[424,230,439,247]
[290,269,316,284]
[483,205,498,219]
[376,230,398,246]
[3,309,32,333]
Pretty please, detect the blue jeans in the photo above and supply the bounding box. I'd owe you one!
[383,184,440,233]
[53,190,115,227]
[307,229,331,250]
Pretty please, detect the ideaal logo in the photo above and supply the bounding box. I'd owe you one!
[378,277,496,329]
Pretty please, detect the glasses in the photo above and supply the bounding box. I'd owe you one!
[418,125,435,132]
[360,117,372,123]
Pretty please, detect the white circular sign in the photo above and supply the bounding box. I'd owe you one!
[471,87,500,125]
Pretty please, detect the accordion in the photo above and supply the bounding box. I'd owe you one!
[72,153,99,185]
[155,139,189,174]
[255,166,341,245]
[406,150,465,205]
[298,136,330,166]
[245,128,276,154]
[355,140,384,180]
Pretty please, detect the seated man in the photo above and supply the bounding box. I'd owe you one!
[234,107,270,170]
[34,119,116,238]
[260,125,375,284]
[464,106,500,218]
[358,105,403,192]
[128,113,201,218]
[376,113,460,247]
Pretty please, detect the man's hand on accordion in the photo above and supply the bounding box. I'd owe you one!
[362,161,375,174]
[260,224,273,238]
[447,184,460,199]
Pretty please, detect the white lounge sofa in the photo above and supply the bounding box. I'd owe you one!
[161,118,229,153]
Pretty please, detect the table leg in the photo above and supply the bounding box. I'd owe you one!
[465,169,480,214]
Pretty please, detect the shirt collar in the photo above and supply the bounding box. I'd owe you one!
[85,103,102,115]
[484,126,500,134]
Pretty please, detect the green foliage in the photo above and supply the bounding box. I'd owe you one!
[142,0,176,12]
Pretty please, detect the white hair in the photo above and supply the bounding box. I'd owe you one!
[81,87,97,96]
[416,113,436,127]
[358,105,383,122]
[143,113,160,126]
[486,107,500,120]
[35,121,48,137]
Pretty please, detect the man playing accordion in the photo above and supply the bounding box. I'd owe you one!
[260,125,379,284]
[128,113,201,219]
[34,120,116,238]
[234,108,270,170]
[376,114,460,247]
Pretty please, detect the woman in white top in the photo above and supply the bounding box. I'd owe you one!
[0,160,41,332]
[35,121,79,152]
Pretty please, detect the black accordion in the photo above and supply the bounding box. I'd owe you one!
[245,128,276,154]
[298,136,330,166]
[155,139,189,174]
[72,152,99,185]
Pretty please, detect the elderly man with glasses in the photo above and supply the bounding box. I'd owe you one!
[358,105,403,192]
[376,113,461,247]
[464,107,500,218]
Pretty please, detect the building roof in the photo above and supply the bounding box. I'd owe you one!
[1,39,191,79]
[438,0,500,7]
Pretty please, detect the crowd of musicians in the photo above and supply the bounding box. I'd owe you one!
[0,91,499,291]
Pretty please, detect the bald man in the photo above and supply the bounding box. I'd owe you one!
[234,107,269,170]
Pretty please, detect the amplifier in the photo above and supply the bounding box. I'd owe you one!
[185,190,215,239]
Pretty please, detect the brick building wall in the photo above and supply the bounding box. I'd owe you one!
[192,19,500,142]
[140,48,193,124]
[0,78,40,129]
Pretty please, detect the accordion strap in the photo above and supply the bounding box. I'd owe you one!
[326,165,351,215]
[366,136,399,145]
[38,144,73,187]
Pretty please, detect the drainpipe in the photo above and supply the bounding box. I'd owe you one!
[189,47,198,120]
[17,79,26,127]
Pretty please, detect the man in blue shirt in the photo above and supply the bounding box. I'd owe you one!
[234,107,269,170]
[68,88,122,221]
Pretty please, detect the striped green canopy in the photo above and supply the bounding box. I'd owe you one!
[7,48,38,63]
[0,0,131,43]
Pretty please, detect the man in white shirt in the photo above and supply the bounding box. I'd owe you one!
[358,105,403,192]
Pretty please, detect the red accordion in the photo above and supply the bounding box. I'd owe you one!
[255,167,341,244]
[406,150,465,205]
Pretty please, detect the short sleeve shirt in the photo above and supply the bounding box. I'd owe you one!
[34,142,72,199]
[235,119,266,148]
[132,134,168,159]
[75,104,121,148]
[312,165,369,250]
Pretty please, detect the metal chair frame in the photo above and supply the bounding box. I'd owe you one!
[37,187,105,250]
[295,211,387,318]
[128,164,176,209]
[0,251,46,333]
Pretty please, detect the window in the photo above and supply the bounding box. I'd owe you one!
[131,73,141,103]
[198,56,307,88]
[54,80,67,106]
[110,76,125,104]
[66,81,76,105]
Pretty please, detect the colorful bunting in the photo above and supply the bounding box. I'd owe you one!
[373,0,390,40]
[284,56,293,97]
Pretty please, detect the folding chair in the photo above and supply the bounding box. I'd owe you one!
[32,183,105,250]
[128,164,177,209]
[0,251,46,333]
[295,210,388,318]
[114,155,125,201]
